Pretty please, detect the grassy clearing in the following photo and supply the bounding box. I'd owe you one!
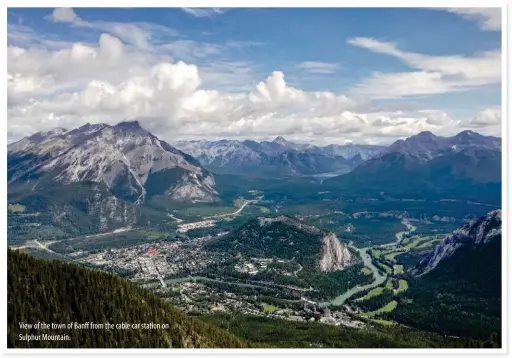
[385,279,394,290]
[370,249,382,258]
[415,238,444,249]
[233,198,245,208]
[361,267,373,275]
[136,228,167,239]
[360,301,398,318]
[402,236,426,250]
[263,304,279,313]
[258,206,270,213]
[384,250,405,262]
[8,204,26,213]
[371,319,396,326]
[376,262,393,275]
[356,287,384,301]
[393,265,404,275]
[397,279,409,294]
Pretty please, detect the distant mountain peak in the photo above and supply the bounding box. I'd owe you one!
[44,127,67,136]
[416,131,436,138]
[113,120,145,133]
[273,136,288,145]
[387,128,500,159]
[69,123,110,136]
[455,130,480,138]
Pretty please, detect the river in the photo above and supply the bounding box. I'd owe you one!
[319,246,387,307]
[319,220,416,307]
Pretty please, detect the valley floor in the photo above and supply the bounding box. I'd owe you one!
[8,193,495,341]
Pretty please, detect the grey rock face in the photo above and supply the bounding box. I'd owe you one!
[417,210,501,275]
[8,121,218,203]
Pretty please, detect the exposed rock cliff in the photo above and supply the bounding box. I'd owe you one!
[416,209,501,275]
[318,233,353,272]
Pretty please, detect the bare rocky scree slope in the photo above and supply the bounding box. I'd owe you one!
[8,121,218,204]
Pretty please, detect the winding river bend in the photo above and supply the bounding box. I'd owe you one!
[319,246,386,307]
[319,220,416,307]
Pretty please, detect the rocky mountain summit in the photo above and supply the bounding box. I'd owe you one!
[387,130,501,159]
[8,121,218,203]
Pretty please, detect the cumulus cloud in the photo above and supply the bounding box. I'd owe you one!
[50,7,80,23]
[444,8,501,31]
[7,24,501,145]
[48,8,178,49]
[347,37,501,98]
[469,107,502,126]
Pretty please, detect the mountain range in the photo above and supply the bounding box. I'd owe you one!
[387,130,501,159]
[325,131,501,204]
[174,130,500,179]
[7,121,221,241]
[7,122,502,241]
[174,137,385,177]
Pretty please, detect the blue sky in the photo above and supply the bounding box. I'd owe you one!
[7,7,502,144]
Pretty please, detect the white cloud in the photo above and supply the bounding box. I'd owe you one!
[7,28,501,145]
[48,8,178,49]
[49,7,80,23]
[469,107,501,126]
[444,8,501,31]
[347,37,501,98]
[181,8,228,18]
[296,61,341,74]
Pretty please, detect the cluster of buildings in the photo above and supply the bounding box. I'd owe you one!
[160,279,366,328]
[234,258,273,275]
[81,237,228,283]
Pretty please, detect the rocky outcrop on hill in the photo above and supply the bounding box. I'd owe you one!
[416,209,501,275]
[319,233,353,272]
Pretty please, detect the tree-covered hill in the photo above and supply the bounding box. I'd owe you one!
[7,249,251,348]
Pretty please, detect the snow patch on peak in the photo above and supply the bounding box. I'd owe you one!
[273,136,288,145]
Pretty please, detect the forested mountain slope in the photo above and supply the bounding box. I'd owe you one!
[7,249,250,348]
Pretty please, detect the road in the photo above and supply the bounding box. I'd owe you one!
[204,199,257,219]
[11,239,59,255]
[293,263,303,276]
[72,227,134,241]
[34,239,59,255]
